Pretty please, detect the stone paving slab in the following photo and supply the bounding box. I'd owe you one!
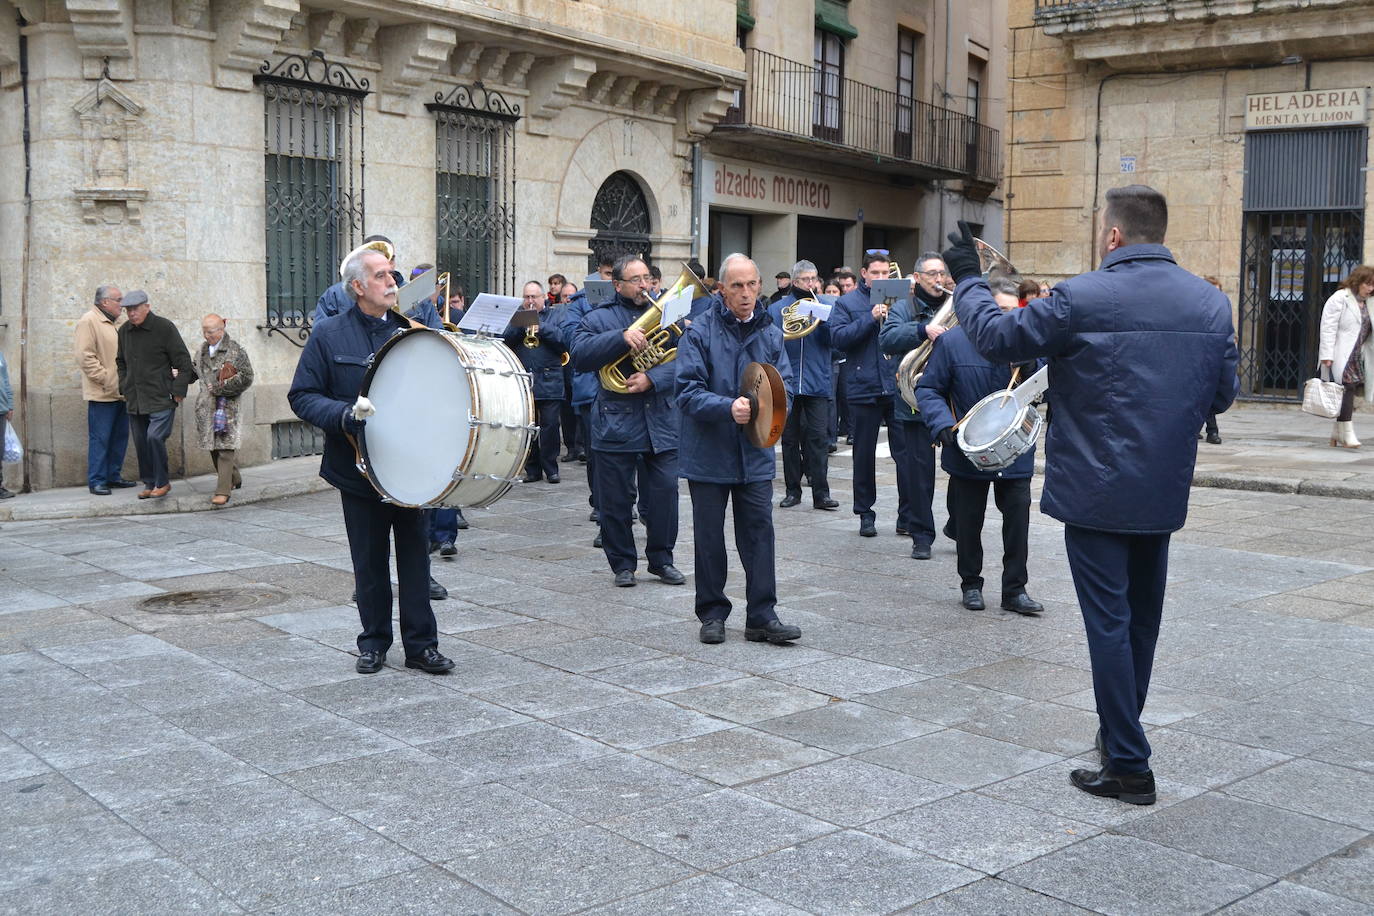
[4,450,1374,913]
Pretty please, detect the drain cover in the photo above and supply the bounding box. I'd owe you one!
[139,587,289,615]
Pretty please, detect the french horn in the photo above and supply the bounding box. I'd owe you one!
[781,297,822,340]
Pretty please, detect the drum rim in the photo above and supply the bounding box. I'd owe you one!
[956,390,1042,470]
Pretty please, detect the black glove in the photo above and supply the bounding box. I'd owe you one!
[941,220,981,284]
[342,406,366,436]
[935,427,956,449]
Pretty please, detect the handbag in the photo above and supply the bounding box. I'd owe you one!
[3,423,21,463]
[1301,366,1343,419]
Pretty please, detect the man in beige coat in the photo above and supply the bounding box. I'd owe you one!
[75,285,136,495]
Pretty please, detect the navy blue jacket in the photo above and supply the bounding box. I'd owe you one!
[914,326,1036,481]
[830,281,898,402]
[879,289,946,425]
[676,299,794,483]
[563,291,603,408]
[571,293,680,454]
[767,294,833,398]
[503,310,569,401]
[312,275,442,330]
[288,305,412,500]
[955,244,1239,534]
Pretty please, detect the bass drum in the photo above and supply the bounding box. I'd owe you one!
[358,328,534,509]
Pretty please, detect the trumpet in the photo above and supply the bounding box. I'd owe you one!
[437,270,455,329]
[523,325,541,348]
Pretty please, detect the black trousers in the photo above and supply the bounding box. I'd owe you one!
[1063,524,1170,775]
[560,398,580,456]
[339,489,438,658]
[525,399,562,480]
[578,406,597,510]
[891,419,935,544]
[781,395,831,500]
[688,479,778,626]
[948,474,1030,594]
[129,408,175,488]
[593,448,678,573]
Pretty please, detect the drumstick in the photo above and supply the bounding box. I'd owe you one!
[997,366,1022,408]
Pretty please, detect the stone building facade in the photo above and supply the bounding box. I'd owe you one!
[703,0,1006,279]
[0,0,742,488]
[1007,0,1374,401]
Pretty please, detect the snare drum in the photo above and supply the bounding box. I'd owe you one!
[955,391,1042,472]
[358,328,534,509]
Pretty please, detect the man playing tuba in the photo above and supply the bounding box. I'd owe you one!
[570,255,685,588]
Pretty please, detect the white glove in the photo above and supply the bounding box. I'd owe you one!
[351,396,376,420]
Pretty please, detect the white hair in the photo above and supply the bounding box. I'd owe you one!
[717,252,757,282]
[341,249,381,301]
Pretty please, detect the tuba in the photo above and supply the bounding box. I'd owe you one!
[598,263,708,394]
[896,238,1019,411]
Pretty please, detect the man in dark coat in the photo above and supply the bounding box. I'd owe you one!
[571,255,684,588]
[677,253,799,645]
[766,260,837,511]
[915,288,1043,616]
[945,186,1239,805]
[505,280,569,483]
[115,290,196,499]
[830,252,910,538]
[288,247,454,676]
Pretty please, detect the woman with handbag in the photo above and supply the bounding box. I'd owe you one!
[192,315,254,505]
[1318,266,1374,448]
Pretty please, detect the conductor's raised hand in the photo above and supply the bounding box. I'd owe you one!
[941,219,981,284]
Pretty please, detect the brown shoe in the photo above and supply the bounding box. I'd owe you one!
[149,485,171,498]
[137,488,155,499]
[210,494,229,507]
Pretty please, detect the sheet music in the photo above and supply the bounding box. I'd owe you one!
[659,288,694,327]
[398,269,437,314]
[794,300,832,321]
[457,293,522,334]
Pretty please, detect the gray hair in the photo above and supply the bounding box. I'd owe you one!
[94,284,113,305]
[340,248,378,300]
[917,251,945,271]
[717,252,757,281]
[790,260,818,283]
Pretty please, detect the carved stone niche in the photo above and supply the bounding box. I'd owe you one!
[72,78,148,225]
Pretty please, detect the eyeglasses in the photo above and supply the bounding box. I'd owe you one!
[919,269,952,278]
[618,274,652,286]
[864,248,890,257]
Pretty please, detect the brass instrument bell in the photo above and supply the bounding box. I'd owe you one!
[780,297,822,340]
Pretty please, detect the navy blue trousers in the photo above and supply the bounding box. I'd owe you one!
[592,448,677,573]
[1063,524,1170,774]
[87,400,129,487]
[340,489,438,658]
[524,399,562,480]
[688,479,778,626]
[781,394,831,500]
[849,398,934,543]
[129,408,175,488]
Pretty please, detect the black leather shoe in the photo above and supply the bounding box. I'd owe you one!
[405,647,455,674]
[896,526,909,537]
[593,532,603,549]
[455,510,469,530]
[745,620,802,644]
[942,519,956,540]
[589,509,599,522]
[961,588,985,610]
[648,564,686,585]
[614,569,636,587]
[547,474,561,484]
[439,541,456,557]
[779,494,802,508]
[560,452,578,463]
[429,577,448,601]
[1001,593,1044,615]
[859,519,877,538]
[1206,432,1222,445]
[108,478,138,488]
[89,484,112,496]
[911,542,932,560]
[1069,766,1156,805]
[814,497,839,510]
[827,443,838,453]
[699,620,726,644]
[355,650,385,674]
[522,473,541,483]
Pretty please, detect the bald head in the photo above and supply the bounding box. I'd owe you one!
[201,314,226,346]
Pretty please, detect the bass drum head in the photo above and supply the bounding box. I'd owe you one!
[960,394,1021,449]
[362,331,472,507]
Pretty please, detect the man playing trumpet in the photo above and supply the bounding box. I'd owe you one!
[505,280,568,484]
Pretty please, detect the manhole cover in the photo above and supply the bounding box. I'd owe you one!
[139,587,290,615]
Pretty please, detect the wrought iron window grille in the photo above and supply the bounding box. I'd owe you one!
[590,171,653,272]
[255,50,369,347]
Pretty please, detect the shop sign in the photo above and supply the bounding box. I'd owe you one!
[711,161,833,212]
[1245,88,1368,131]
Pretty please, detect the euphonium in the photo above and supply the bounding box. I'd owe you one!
[598,263,708,394]
[896,296,958,411]
[780,297,822,340]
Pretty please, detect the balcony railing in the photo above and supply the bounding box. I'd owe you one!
[719,48,1000,184]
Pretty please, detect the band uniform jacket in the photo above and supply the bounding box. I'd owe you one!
[570,292,680,454]
[879,289,947,425]
[954,243,1239,534]
[914,326,1037,481]
[502,313,569,401]
[830,280,898,403]
[676,298,794,484]
[288,305,413,500]
[75,305,126,402]
[192,332,254,451]
[767,294,833,398]
[116,312,197,415]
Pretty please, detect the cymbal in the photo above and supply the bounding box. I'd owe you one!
[740,361,786,448]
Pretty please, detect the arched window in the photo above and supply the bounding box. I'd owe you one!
[590,171,652,271]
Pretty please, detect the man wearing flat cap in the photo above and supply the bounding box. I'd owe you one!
[116,290,196,499]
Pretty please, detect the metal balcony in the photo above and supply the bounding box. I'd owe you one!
[716,48,1000,186]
